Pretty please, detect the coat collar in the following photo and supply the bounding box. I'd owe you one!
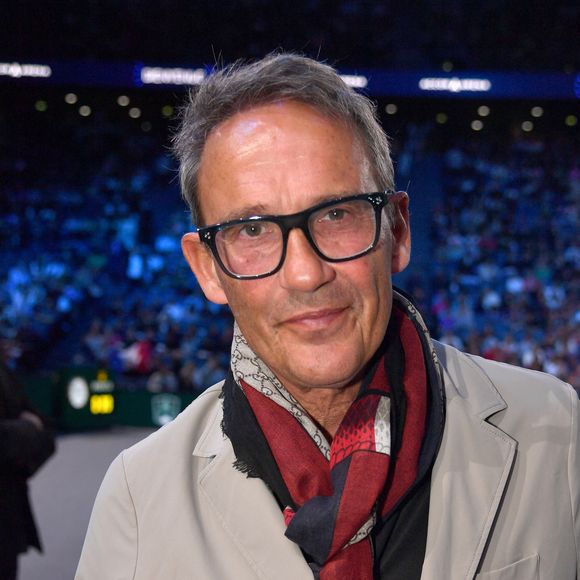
[434,341,508,420]
[192,388,226,458]
[421,342,517,580]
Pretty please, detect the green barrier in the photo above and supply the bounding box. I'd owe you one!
[52,367,197,431]
[23,373,58,418]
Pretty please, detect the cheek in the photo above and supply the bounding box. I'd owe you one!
[221,279,273,331]
[357,253,392,323]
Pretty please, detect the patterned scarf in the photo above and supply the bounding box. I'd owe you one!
[223,290,445,579]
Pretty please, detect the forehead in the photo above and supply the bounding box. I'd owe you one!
[197,101,374,222]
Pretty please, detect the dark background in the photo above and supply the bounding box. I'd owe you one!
[2,0,579,71]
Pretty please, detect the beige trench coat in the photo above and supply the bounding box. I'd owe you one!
[76,342,580,579]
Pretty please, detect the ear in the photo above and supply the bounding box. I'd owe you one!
[390,192,411,274]
[181,232,229,305]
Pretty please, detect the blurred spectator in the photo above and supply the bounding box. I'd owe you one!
[192,354,226,389]
[0,358,55,580]
[146,357,179,393]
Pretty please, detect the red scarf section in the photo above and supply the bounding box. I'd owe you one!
[240,308,427,579]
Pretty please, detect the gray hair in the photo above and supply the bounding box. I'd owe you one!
[172,53,395,226]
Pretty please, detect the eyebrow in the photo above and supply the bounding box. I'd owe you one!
[216,190,361,224]
[219,203,271,223]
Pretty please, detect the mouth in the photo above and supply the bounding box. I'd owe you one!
[282,307,348,331]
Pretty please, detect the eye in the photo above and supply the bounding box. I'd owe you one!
[318,205,355,223]
[240,223,267,237]
[311,200,368,231]
[219,221,278,245]
[324,208,347,221]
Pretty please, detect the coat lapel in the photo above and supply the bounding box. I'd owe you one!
[421,344,517,580]
[193,399,313,580]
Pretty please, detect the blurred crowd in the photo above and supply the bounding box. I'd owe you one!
[0,118,233,391]
[428,129,579,388]
[1,111,578,391]
[75,261,233,394]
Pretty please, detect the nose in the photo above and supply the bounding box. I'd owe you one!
[278,228,336,292]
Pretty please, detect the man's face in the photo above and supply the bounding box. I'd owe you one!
[182,101,410,395]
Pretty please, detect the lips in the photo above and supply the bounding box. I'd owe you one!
[282,307,348,330]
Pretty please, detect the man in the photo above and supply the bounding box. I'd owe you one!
[0,358,55,580]
[76,54,579,579]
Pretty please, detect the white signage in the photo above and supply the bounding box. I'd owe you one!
[340,74,368,88]
[67,377,90,410]
[140,66,206,85]
[0,62,52,79]
[419,76,491,93]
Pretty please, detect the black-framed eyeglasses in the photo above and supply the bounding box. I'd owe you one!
[197,190,396,280]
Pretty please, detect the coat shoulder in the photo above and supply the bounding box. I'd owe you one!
[433,340,577,421]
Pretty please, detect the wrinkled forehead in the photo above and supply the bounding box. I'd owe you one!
[204,100,365,160]
[196,101,375,223]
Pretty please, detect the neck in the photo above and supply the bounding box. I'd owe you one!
[284,382,360,438]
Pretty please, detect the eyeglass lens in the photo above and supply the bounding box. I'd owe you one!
[214,198,377,277]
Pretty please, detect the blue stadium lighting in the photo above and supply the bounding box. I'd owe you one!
[0,60,577,100]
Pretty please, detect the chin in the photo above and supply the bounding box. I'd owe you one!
[292,356,363,390]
